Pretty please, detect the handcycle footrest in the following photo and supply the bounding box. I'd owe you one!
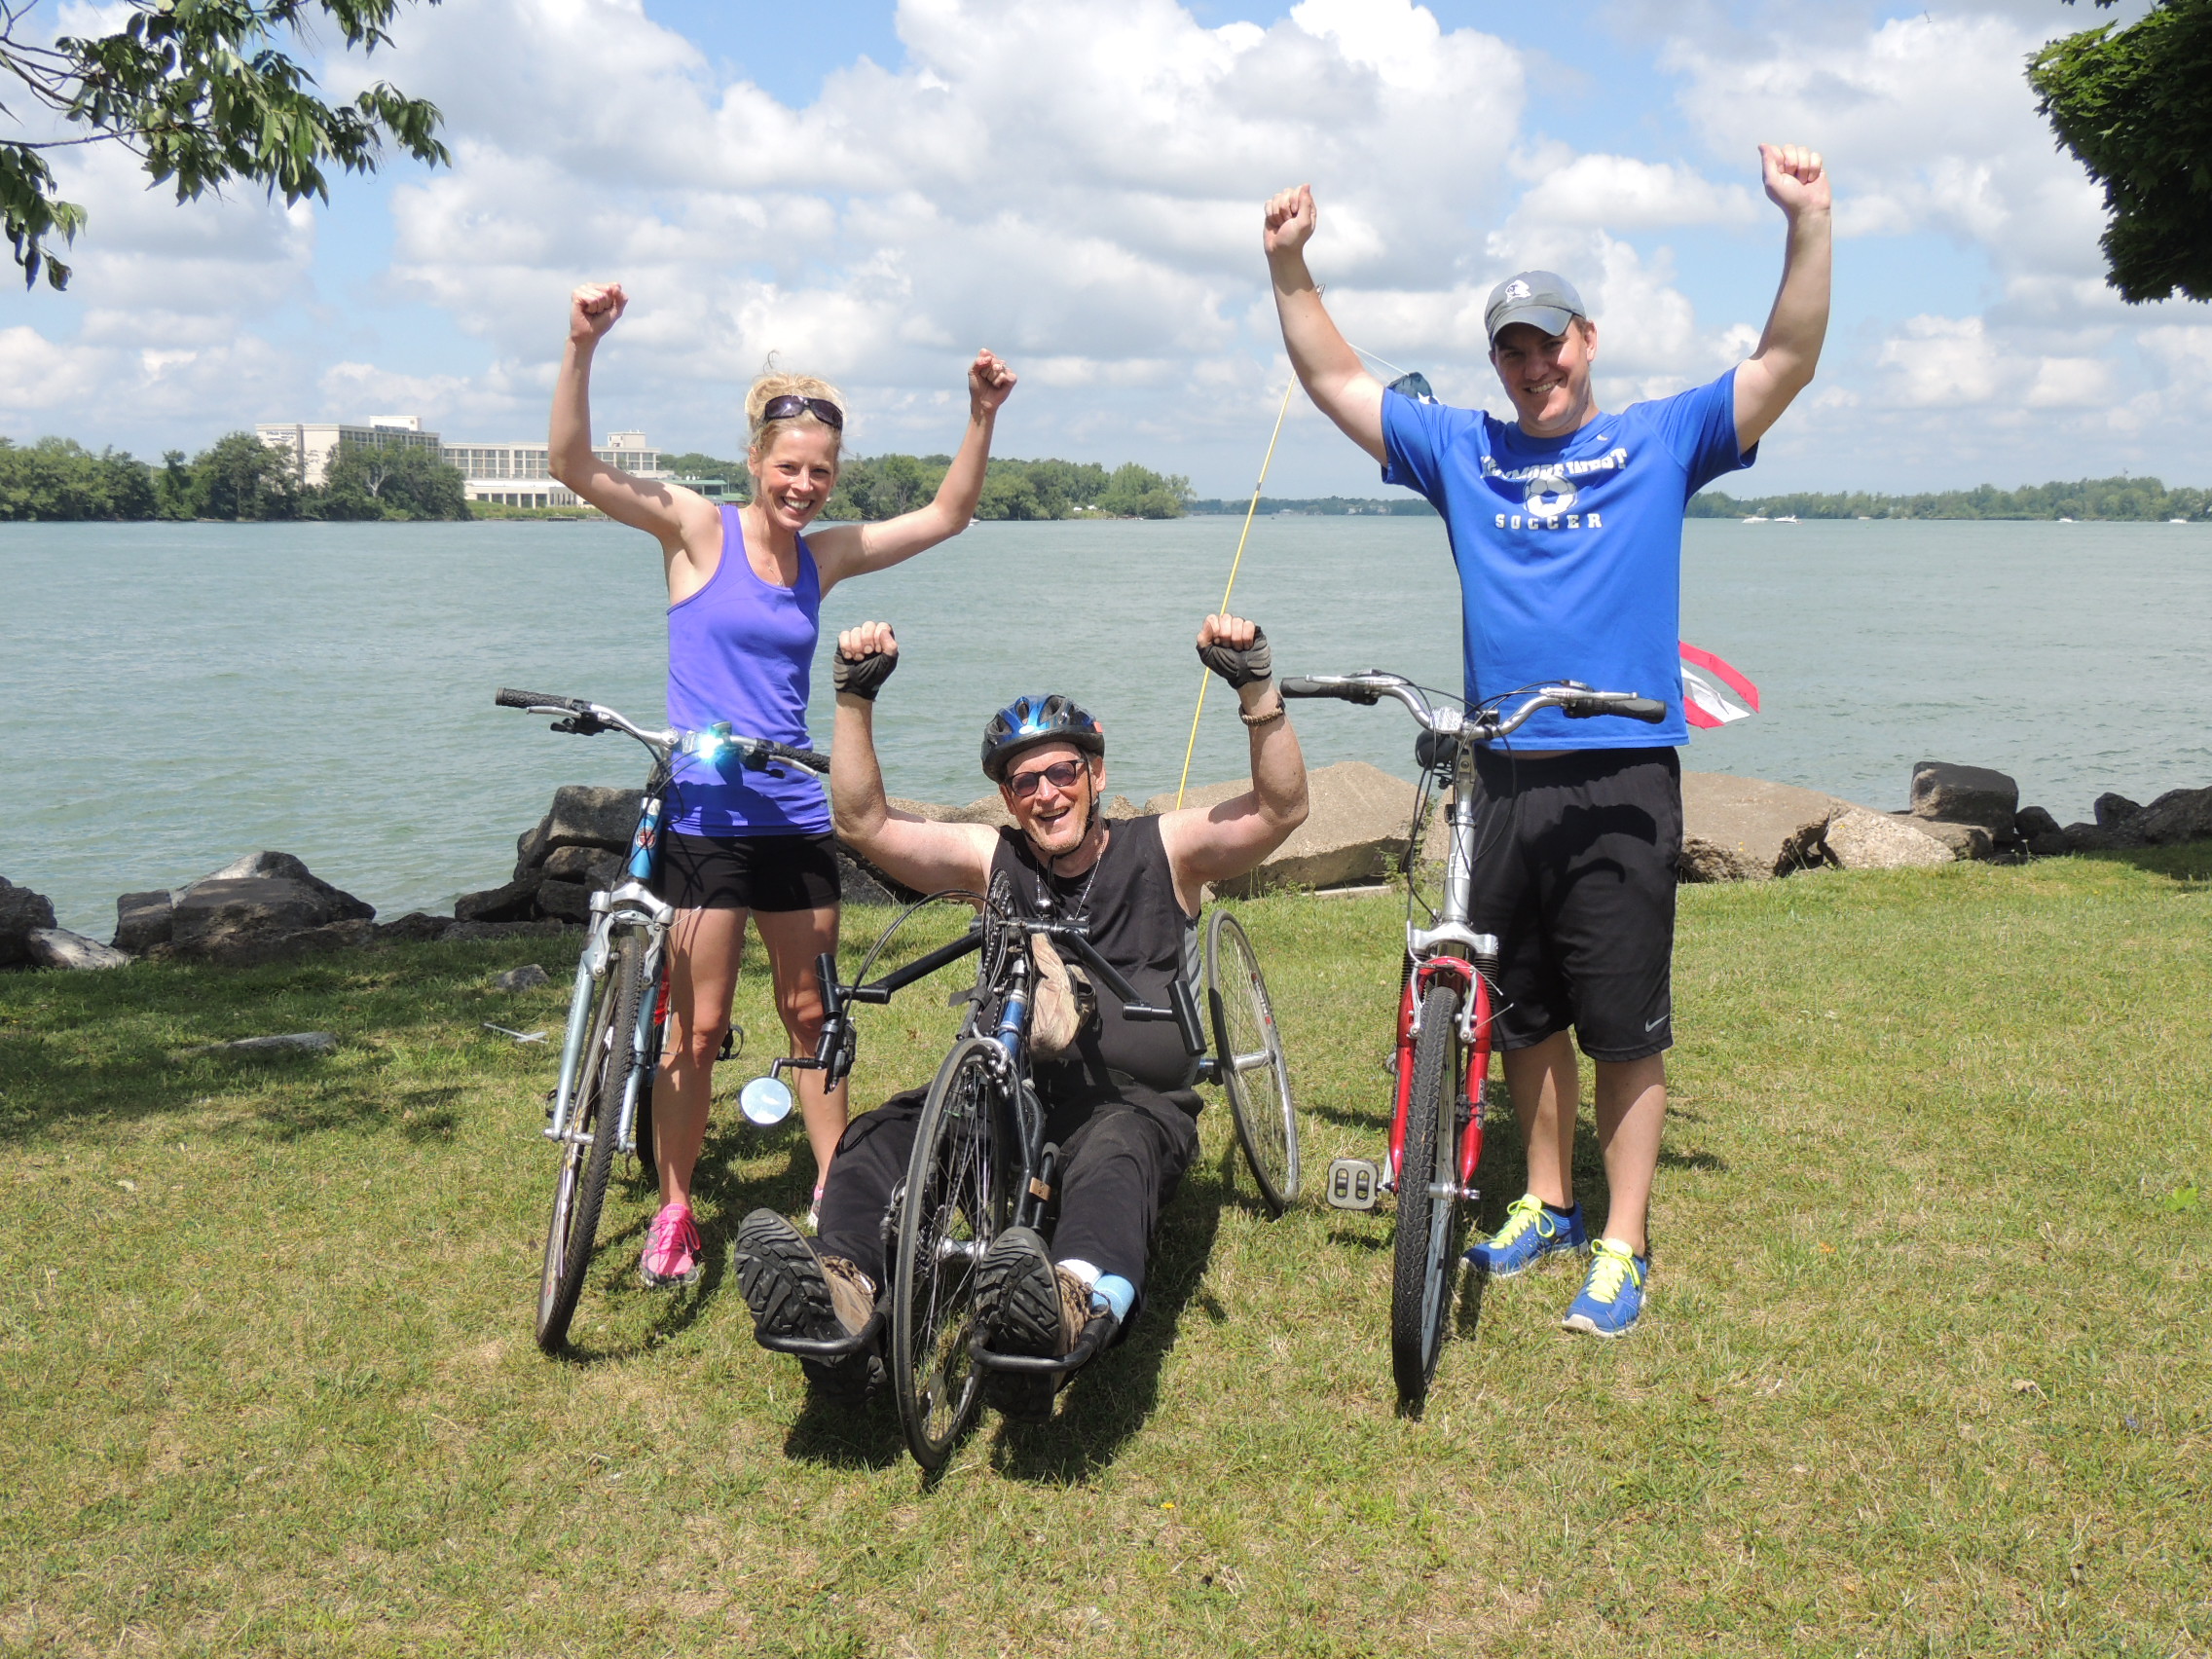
[1325,1157,1383,1212]
[753,1304,887,1360]
[969,1309,1120,1375]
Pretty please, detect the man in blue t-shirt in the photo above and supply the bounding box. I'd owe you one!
[1261,144,1831,1337]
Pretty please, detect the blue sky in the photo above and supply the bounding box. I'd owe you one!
[2,0,2196,497]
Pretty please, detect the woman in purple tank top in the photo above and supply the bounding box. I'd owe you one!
[549,279,1017,1290]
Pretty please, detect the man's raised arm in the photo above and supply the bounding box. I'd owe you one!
[828,624,996,897]
[1160,615,1310,914]
[1734,144,1832,450]
[1264,185,1387,463]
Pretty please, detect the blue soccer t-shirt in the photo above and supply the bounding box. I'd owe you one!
[1381,368,1754,750]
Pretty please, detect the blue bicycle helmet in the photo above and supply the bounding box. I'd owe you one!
[980,693,1105,783]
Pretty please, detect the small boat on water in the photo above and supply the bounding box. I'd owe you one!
[2058,516,2075,523]
[1742,513,1769,523]
[1775,514,1799,524]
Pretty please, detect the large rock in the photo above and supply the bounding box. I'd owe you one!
[889,793,1016,831]
[2094,793,2144,831]
[533,879,593,925]
[513,813,554,880]
[113,889,177,953]
[455,875,542,925]
[376,911,454,942]
[0,877,59,967]
[1145,761,1414,896]
[2013,805,2068,856]
[1825,807,1957,870]
[2135,785,2212,845]
[1679,773,1841,882]
[444,918,569,941]
[26,928,131,970]
[194,852,374,921]
[1893,815,1993,861]
[546,785,644,851]
[1910,762,2018,837]
[168,878,350,961]
[540,844,623,888]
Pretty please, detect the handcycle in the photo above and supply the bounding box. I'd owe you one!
[1278,672,1664,1410]
[751,869,1299,1470]
[493,686,830,1354]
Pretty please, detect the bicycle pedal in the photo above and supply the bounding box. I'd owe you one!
[1325,1158,1382,1211]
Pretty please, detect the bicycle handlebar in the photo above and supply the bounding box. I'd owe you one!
[1282,671,1665,738]
[494,687,830,773]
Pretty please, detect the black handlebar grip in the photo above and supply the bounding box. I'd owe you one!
[1279,677,1326,698]
[767,743,831,774]
[496,687,577,710]
[1619,697,1668,723]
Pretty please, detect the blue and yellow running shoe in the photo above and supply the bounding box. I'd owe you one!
[1464,1193,1586,1277]
[1562,1237,1648,1338]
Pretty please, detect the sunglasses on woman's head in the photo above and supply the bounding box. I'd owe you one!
[1007,758,1088,800]
[759,394,844,431]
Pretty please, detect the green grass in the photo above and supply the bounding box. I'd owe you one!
[2,851,2208,1656]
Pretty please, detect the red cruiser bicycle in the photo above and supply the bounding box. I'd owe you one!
[1278,672,1664,1410]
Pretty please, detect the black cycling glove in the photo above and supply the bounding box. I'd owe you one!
[833,642,898,701]
[1197,623,1271,688]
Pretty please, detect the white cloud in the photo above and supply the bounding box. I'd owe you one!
[2,0,2208,492]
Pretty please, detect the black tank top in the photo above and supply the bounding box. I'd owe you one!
[991,815,1200,1094]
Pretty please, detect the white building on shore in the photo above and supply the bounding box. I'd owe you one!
[444,431,668,507]
[257,416,721,509]
[255,415,443,487]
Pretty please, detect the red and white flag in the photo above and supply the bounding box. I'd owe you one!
[1678,642,1759,728]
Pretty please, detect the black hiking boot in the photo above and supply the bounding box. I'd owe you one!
[732,1208,881,1402]
[974,1226,1094,1423]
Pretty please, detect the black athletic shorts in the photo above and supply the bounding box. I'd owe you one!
[653,830,839,913]
[1463,747,1681,1062]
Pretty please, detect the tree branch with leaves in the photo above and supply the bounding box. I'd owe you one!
[2030,0,2212,302]
[0,0,449,289]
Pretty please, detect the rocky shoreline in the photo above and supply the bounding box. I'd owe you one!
[6,759,2209,973]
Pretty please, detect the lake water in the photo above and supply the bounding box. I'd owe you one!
[6,517,2210,938]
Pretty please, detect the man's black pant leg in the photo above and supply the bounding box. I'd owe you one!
[813,1088,927,1287]
[1045,1087,1200,1305]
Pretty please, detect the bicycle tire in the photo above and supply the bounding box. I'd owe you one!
[892,1035,1010,1470]
[535,932,646,1354]
[1206,908,1300,1215]
[1390,982,1467,1409]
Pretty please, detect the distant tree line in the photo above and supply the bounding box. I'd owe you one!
[1687,476,2211,522]
[0,433,469,522]
[1186,495,1439,517]
[660,451,1194,520]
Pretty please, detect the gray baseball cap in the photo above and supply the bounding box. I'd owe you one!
[1485,271,1587,341]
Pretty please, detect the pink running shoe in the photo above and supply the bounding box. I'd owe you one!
[639,1202,702,1289]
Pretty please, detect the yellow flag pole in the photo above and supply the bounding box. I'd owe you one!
[1173,378,1298,808]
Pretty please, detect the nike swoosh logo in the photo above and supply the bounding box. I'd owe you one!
[1645,1013,1669,1031]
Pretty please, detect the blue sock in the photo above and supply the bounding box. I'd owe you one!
[1091,1273,1136,1322]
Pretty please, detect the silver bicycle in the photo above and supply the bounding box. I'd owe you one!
[494,687,829,1354]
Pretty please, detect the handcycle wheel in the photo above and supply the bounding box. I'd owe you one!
[535,932,646,1354]
[1205,908,1300,1215]
[1390,981,1472,1409]
[892,1035,1012,1470]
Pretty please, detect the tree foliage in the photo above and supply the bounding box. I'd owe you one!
[0,428,468,520]
[2029,0,2212,301]
[1688,476,2210,521]
[320,440,466,519]
[823,454,1192,521]
[0,0,449,289]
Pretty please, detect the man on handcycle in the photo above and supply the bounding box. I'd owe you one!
[732,612,1308,1414]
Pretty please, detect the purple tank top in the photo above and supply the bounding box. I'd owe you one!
[666,504,831,836]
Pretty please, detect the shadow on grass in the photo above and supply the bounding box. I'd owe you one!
[986,1164,1229,1486]
[2078,841,2212,885]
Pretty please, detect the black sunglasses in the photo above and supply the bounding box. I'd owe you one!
[759,394,844,431]
[1007,758,1088,800]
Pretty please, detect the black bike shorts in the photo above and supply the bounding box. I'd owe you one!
[1463,746,1681,1062]
[654,830,839,913]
